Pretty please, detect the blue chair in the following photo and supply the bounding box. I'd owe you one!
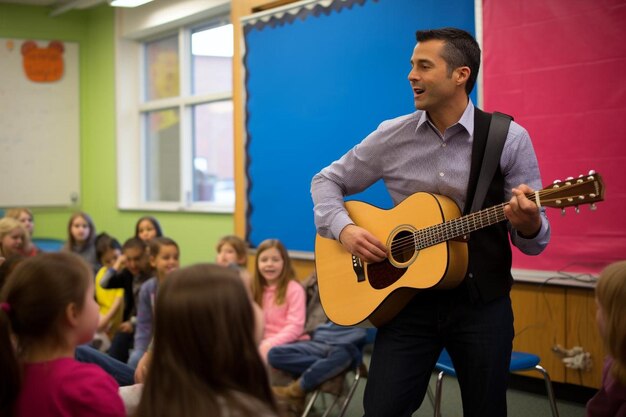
[433,349,560,417]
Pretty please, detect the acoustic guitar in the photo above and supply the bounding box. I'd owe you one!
[315,172,605,327]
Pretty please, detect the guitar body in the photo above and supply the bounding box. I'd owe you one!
[315,172,605,328]
[315,192,468,327]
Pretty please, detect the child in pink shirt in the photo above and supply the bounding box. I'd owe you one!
[0,253,124,417]
[252,239,307,361]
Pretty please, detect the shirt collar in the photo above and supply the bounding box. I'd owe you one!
[415,100,475,136]
[459,100,474,136]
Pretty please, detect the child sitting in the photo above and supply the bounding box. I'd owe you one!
[0,253,124,416]
[216,235,263,342]
[99,238,153,363]
[135,216,163,243]
[135,263,278,417]
[586,260,626,416]
[93,233,124,351]
[63,211,99,273]
[0,218,30,262]
[268,270,366,411]
[128,237,179,369]
[251,239,307,361]
[3,208,39,256]
[216,235,248,268]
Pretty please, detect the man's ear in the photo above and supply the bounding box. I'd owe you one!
[455,66,470,86]
[65,302,80,328]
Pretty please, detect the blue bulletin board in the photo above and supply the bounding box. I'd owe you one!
[243,0,475,254]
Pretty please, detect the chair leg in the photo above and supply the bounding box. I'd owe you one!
[301,389,320,417]
[320,393,342,417]
[533,365,560,417]
[433,371,444,417]
[302,369,361,417]
[336,371,362,417]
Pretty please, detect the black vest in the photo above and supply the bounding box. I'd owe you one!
[462,108,514,303]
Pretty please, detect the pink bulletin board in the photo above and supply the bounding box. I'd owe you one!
[482,0,626,274]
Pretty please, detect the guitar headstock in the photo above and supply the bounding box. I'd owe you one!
[539,171,605,211]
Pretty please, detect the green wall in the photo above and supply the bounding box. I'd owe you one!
[0,3,234,265]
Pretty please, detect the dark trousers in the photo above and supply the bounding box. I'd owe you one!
[268,341,354,391]
[363,286,514,417]
[108,330,134,363]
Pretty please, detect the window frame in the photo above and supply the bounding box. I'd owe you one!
[116,11,234,213]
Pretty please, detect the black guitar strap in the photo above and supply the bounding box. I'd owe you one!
[467,110,513,214]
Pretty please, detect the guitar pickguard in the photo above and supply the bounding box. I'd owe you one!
[367,259,408,289]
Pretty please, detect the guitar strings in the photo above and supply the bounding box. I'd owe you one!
[388,183,592,256]
[390,194,574,256]
[387,182,595,258]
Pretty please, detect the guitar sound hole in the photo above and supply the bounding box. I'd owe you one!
[390,230,415,264]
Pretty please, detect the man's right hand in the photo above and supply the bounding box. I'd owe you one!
[339,224,387,263]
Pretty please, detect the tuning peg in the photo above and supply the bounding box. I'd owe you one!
[575,206,580,214]
[588,169,596,175]
[553,179,561,188]
[590,204,597,211]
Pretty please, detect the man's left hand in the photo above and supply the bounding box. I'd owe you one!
[503,184,542,238]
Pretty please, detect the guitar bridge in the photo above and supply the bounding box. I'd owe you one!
[352,255,366,282]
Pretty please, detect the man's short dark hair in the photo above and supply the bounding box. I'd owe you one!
[416,27,481,95]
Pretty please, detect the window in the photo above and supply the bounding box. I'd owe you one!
[118,16,234,212]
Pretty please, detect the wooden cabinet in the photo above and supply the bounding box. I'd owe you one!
[510,283,567,383]
[564,288,604,388]
[511,282,604,388]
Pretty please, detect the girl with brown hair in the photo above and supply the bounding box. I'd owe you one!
[0,253,124,416]
[251,239,307,361]
[586,260,626,416]
[135,263,278,417]
[63,211,98,273]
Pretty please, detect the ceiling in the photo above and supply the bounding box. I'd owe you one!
[1,0,72,5]
[0,0,109,15]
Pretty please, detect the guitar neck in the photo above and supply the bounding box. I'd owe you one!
[414,201,509,250]
[403,171,603,252]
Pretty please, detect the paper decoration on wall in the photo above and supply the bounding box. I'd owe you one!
[21,40,64,82]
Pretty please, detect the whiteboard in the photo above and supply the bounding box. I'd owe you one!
[0,38,80,207]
